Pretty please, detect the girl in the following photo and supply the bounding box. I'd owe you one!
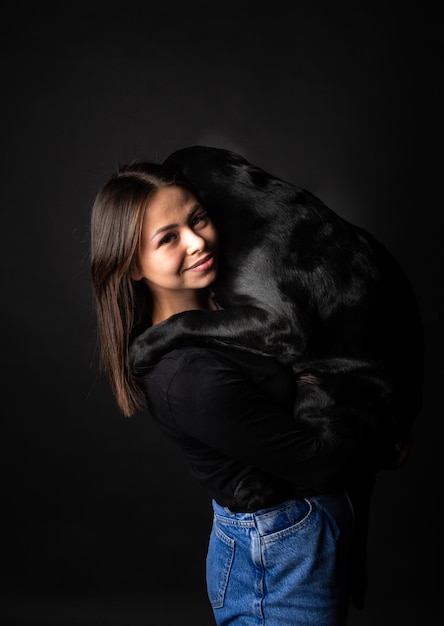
[90,160,371,625]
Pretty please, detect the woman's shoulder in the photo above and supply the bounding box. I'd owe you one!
[154,344,283,369]
[141,346,241,403]
[142,344,296,426]
[148,345,245,376]
[145,344,293,392]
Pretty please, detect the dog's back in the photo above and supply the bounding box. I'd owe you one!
[166,147,422,360]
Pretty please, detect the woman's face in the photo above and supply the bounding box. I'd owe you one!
[133,185,219,300]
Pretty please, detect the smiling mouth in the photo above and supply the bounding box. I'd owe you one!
[186,253,215,271]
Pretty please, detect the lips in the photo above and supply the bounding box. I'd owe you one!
[186,253,215,271]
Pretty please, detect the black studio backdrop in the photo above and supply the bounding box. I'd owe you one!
[1,3,441,625]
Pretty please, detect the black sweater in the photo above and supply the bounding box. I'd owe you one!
[138,344,372,512]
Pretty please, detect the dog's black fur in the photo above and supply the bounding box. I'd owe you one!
[130,146,424,471]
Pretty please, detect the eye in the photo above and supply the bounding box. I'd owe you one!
[159,232,176,245]
[191,211,208,228]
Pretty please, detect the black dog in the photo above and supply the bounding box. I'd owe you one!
[130,146,424,470]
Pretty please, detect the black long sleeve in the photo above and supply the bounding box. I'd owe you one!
[141,345,370,509]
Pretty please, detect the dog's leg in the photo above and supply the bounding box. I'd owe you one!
[292,365,413,471]
[129,306,302,370]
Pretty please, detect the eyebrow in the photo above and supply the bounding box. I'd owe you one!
[151,223,177,241]
[150,203,202,241]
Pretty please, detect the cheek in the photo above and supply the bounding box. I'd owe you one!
[139,250,171,279]
[156,250,183,275]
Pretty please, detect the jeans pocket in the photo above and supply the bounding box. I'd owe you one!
[206,520,235,608]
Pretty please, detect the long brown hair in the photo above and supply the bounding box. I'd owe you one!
[90,161,188,416]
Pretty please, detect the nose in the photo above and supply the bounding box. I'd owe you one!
[184,228,205,254]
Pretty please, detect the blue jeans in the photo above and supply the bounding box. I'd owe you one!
[206,491,354,625]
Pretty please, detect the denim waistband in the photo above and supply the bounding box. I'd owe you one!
[212,490,352,537]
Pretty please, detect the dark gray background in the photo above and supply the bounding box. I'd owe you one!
[2,3,440,625]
